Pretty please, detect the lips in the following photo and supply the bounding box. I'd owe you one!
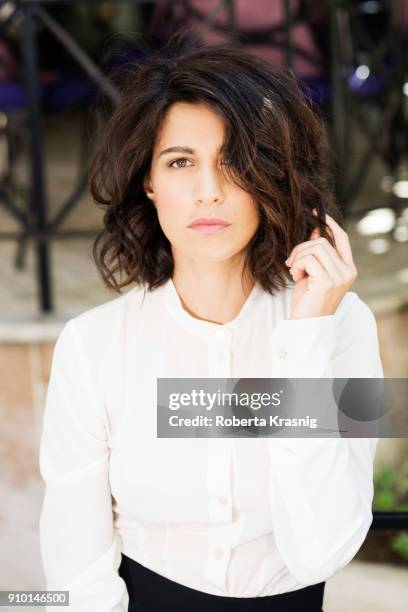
[188,217,231,228]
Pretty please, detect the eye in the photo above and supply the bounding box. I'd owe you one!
[168,158,232,169]
[168,158,192,169]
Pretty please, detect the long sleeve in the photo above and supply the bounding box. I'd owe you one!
[38,320,129,612]
[267,292,383,585]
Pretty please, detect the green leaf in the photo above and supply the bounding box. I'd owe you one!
[373,491,397,511]
[391,532,408,561]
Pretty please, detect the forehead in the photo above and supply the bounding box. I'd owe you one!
[153,102,226,153]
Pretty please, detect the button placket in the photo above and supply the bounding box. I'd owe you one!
[215,329,225,340]
[207,439,232,517]
[232,507,240,521]
[203,332,234,590]
[208,329,232,378]
[204,528,231,591]
[204,438,233,591]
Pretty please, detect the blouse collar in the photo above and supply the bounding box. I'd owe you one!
[157,277,265,340]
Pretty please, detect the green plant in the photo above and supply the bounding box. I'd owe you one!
[391,532,408,561]
[373,462,408,561]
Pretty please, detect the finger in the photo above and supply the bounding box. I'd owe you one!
[311,210,320,237]
[285,211,326,264]
[287,238,349,277]
[286,236,317,265]
[286,235,333,266]
[324,214,354,266]
[285,218,320,265]
[289,253,331,286]
[290,243,345,284]
[286,212,355,270]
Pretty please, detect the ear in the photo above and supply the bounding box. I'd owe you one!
[143,176,154,198]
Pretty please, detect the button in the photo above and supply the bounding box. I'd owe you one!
[215,329,225,340]
[214,548,224,560]
[217,496,228,506]
[278,349,288,359]
[217,352,225,362]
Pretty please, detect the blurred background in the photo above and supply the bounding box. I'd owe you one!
[0,1,407,610]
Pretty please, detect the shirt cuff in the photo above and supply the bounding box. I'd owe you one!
[271,315,337,378]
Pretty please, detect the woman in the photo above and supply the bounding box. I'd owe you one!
[39,40,383,612]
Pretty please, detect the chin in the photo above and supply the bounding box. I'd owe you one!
[188,245,248,263]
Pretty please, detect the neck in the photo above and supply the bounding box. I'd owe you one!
[171,257,255,325]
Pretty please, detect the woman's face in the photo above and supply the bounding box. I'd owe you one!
[144,102,260,266]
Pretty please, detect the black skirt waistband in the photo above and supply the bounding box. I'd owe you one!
[118,553,326,611]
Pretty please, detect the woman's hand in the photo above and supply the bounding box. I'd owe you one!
[285,210,358,319]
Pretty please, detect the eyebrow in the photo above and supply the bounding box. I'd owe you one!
[158,145,224,158]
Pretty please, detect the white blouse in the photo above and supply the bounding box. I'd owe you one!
[39,278,383,611]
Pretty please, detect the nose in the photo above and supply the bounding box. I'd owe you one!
[194,165,225,207]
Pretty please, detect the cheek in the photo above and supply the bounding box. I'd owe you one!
[154,196,186,237]
[239,199,260,231]
[154,176,178,205]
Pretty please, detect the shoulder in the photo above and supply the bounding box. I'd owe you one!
[56,284,148,355]
[51,285,149,396]
[70,284,146,331]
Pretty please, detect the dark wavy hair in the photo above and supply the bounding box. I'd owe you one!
[89,36,340,295]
